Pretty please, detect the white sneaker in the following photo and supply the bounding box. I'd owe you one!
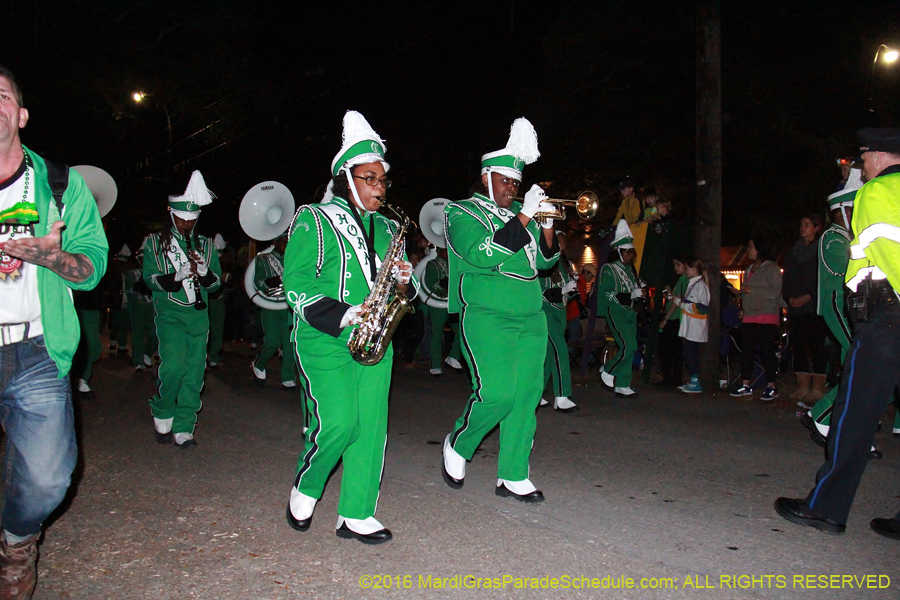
[76,378,91,393]
[252,362,266,380]
[173,432,194,445]
[143,354,153,367]
[614,386,636,396]
[442,434,466,481]
[496,478,538,495]
[539,398,550,406]
[281,380,297,388]
[289,488,317,521]
[554,396,578,410]
[445,357,463,370]
[336,515,385,535]
[430,368,443,376]
[600,369,614,388]
[154,417,173,434]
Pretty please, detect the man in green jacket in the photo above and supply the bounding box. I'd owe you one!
[250,234,297,389]
[441,117,560,502]
[283,111,416,545]
[143,171,221,449]
[0,66,108,599]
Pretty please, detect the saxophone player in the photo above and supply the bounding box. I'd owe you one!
[283,111,417,545]
[440,117,560,502]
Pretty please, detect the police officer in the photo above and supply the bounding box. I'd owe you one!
[776,128,900,538]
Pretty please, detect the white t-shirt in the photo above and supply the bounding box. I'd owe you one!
[0,158,43,336]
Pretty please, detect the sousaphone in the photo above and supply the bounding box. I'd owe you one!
[413,198,449,309]
[72,165,117,217]
[239,181,295,310]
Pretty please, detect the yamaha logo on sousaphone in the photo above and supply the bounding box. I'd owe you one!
[239,181,296,310]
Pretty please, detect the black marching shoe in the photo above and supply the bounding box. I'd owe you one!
[870,518,900,540]
[495,483,544,503]
[155,431,173,444]
[774,497,845,535]
[336,522,392,545]
[442,463,464,489]
[285,504,312,532]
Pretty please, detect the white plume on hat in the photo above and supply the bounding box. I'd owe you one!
[506,117,541,165]
[611,219,634,249]
[331,110,390,175]
[844,168,863,193]
[169,170,215,207]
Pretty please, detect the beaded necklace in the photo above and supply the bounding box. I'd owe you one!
[0,151,32,258]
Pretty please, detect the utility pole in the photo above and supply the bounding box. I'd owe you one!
[695,0,722,393]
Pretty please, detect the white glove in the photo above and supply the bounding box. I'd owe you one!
[631,287,644,300]
[562,280,578,295]
[340,305,364,328]
[174,263,193,282]
[194,256,209,276]
[519,184,547,219]
[538,202,556,229]
[391,260,413,285]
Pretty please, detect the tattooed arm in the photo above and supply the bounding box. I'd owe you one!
[0,221,94,283]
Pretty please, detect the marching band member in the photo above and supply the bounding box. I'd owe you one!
[598,220,643,397]
[539,238,578,411]
[424,247,462,376]
[142,171,221,448]
[283,111,417,545]
[440,117,559,502]
[206,233,228,368]
[126,242,156,372]
[250,233,297,389]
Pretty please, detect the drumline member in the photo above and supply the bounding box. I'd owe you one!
[598,220,643,397]
[250,233,297,389]
[142,171,221,449]
[283,111,417,545]
[441,117,560,502]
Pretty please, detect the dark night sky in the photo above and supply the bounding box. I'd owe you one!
[2,0,899,250]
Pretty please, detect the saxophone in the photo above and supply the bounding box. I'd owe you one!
[347,203,414,365]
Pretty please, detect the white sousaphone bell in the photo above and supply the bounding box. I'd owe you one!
[72,165,117,218]
[239,181,295,311]
[413,198,450,310]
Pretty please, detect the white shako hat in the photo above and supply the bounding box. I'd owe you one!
[213,233,227,251]
[330,110,390,178]
[610,219,634,249]
[481,117,540,182]
[827,167,862,209]
[168,170,214,221]
[115,244,131,261]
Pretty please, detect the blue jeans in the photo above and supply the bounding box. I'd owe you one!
[0,336,77,537]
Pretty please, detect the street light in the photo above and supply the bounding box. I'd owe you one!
[868,44,899,117]
[132,91,173,180]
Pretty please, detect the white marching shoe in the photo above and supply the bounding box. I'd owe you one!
[286,489,317,532]
[336,516,392,544]
[442,434,465,488]
[553,396,578,412]
[599,368,615,389]
[539,398,550,406]
[445,356,463,370]
[614,386,637,397]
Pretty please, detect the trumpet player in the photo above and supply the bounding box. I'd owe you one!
[441,117,559,502]
[250,233,297,389]
[283,111,417,545]
[142,171,221,449]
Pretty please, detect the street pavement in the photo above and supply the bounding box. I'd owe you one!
[16,342,900,599]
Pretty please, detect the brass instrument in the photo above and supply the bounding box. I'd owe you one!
[347,203,414,366]
[512,190,599,222]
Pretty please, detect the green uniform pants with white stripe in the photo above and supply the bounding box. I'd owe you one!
[150,301,209,434]
[293,337,391,520]
[207,297,225,363]
[73,309,101,383]
[254,308,297,383]
[429,306,460,370]
[603,306,637,388]
[543,304,572,398]
[109,308,130,348]
[449,275,546,482]
[129,301,157,367]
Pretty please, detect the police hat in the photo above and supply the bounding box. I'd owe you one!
[858,128,900,154]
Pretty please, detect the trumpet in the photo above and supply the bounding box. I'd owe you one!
[512,190,599,222]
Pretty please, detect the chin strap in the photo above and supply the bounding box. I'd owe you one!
[344,166,368,214]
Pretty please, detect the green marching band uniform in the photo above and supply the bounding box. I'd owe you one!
[807,172,858,436]
[539,254,578,410]
[206,233,228,367]
[598,220,642,396]
[143,172,221,448]
[251,243,297,387]
[424,252,461,374]
[125,243,157,370]
[284,111,418,543]
[441,118,560,500]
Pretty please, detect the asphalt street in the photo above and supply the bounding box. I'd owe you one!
[15,342,900,599]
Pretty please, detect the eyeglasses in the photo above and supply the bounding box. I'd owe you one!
[353,175,392,188]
